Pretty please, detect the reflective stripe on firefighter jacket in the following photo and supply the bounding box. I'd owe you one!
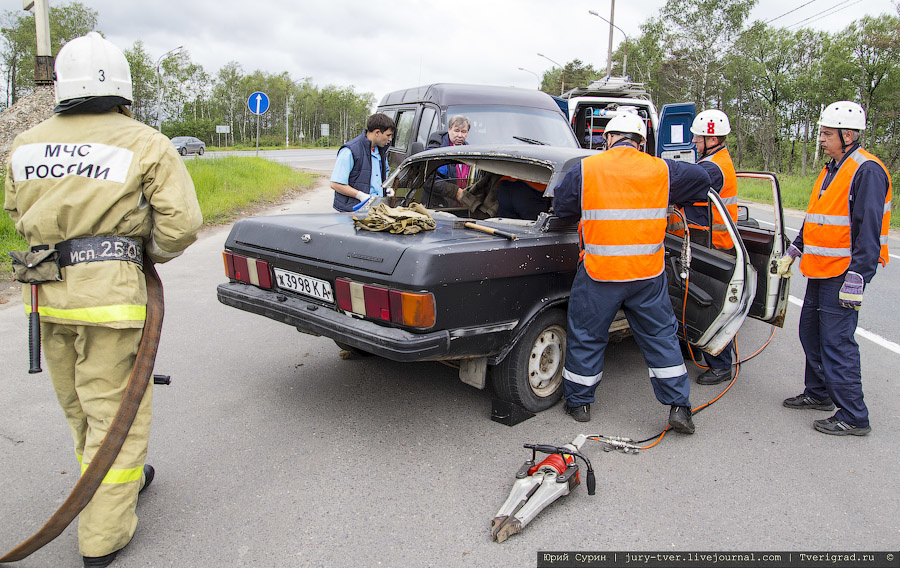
[799,148,892,278]
[4,108,203,327]
[579,146,670,282]
[699,147,737,249]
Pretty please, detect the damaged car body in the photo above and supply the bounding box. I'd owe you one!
[217,144,790,417]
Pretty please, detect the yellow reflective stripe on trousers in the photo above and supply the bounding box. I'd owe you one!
[31,303,147,323]
[78,455,144,484]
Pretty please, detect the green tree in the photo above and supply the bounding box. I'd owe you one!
[1,1,97,104]
[123,40,155,124]
[540,59,601,95]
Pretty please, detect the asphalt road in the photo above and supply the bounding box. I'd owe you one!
[1,151,898,567]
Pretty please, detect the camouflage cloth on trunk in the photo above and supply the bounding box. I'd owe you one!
[353,203,436,234]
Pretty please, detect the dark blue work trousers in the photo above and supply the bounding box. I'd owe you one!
[799,275,868,427]
[705,339,734,369]
[563,266,690,408]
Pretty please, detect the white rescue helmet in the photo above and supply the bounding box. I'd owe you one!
[690,109,731,136]
[818,101,866,131]
[605,112,646,141]
[54,32,132,105]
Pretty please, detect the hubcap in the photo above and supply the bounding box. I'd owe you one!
[527,325,565,397]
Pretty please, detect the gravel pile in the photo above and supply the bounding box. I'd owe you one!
[0,86,55,172]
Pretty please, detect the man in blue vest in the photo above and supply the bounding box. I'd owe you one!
[331,113,395,212]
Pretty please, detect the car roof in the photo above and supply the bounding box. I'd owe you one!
[378,83,564,112]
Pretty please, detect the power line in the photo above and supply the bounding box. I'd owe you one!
[765,0,820,25]
[785,0,864,29]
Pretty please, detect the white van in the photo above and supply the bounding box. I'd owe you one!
[561,77,660,155]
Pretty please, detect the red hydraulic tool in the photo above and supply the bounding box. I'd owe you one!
[491,434,595,543]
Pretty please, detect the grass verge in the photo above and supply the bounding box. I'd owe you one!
[1,157,316,278]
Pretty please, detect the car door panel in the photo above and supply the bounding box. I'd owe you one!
[666,191,754,356]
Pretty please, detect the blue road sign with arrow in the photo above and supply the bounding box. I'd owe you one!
[248,91,270,115]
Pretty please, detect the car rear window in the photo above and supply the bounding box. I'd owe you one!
[446,105,578,148]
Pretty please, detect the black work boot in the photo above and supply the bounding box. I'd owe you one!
[139,464,154,494]
[668,405,695,434]
[564,402,591,422]
[696,367,732,385]
[83,551,118,567]
[783,394,835,411]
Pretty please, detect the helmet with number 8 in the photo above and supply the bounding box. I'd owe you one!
[54,32,132,106]
[817,101,866,131]
[690,109,731,136]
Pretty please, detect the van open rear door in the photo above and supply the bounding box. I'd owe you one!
[658,103,696,163]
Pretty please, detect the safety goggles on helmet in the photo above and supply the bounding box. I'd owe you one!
[604,112,647,141]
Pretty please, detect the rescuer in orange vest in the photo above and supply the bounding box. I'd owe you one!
[776,101,892,436]
[689,109,739,386]
[552,113,713,433]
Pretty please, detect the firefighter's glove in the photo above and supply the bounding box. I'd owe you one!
[839,271,864,311]
[775,244,801,278]
[352,191,373,211]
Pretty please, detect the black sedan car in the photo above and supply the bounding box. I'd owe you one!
[217,144,790,417]
[171,136,205,156]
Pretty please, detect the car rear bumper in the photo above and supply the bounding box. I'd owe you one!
[217,282,452,361]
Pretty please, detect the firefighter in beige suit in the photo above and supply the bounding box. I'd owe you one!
[3,33,202,567]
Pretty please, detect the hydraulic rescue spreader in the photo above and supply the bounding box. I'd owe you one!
[491,434,595,543]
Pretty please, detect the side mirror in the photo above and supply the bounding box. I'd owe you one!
[409,141,425,156]
[737,205,749,222]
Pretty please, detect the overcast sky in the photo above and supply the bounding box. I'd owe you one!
[9,0,900,103]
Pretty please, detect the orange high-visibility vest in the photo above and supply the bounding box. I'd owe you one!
[699,148,738,249]
[799,148,892,278]
[580,146,670,282]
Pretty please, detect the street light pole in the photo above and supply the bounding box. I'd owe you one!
[517,67,540,90]
[536,53,566,95]
[589,6,628,78]
[155,45,183,132]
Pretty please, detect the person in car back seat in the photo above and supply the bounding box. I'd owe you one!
[689,109,739,386]
[425,115,470,208]
[331,113,396,212]
[495,177,549,220]
[552,113,712,434]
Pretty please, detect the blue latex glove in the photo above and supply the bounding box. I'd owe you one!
[352,191,373,212]
[776,244,802,278]
[839,271,864,310]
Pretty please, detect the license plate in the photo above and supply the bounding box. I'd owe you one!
[273,268,334,303]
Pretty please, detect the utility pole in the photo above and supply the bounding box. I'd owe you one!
[23,0,53,85]
[605,0,616,79]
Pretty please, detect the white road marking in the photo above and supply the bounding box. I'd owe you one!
[788,296,900,355]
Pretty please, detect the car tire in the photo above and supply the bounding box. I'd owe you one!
[198,147,205,156]
[491,308,566,412]
[334,340,370,357]
[179,147,187,156]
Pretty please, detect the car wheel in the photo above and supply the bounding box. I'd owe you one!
[198,147,205,156]
[334,340,370,357]
[179,147,187,156]
[491,308,566,412]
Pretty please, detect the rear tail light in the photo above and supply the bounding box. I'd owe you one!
[223,251,272,289]
[335,278,435,328]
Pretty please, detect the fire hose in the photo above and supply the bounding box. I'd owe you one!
[0,255,164,563]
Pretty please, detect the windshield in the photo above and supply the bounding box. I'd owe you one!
[446,105,578,148]
[171,137,189,143]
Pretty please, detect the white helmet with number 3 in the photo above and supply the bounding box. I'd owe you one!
[605,112,647,141]
[55,32,132,105]
[818,101,866,131]
[690,109,731,136]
